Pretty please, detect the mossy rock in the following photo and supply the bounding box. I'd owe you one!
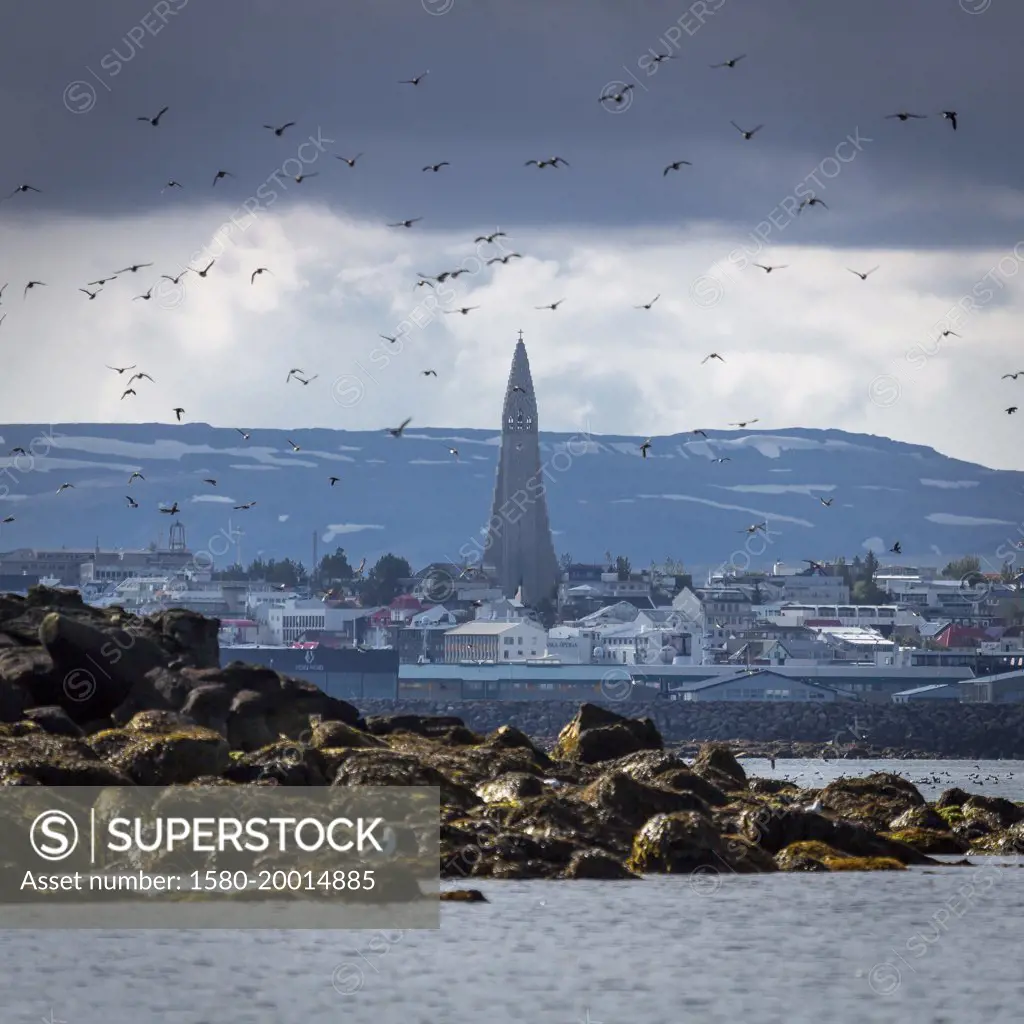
[881,828,969,855]
[561,849,639,880]
[963,794,1024,829]
[816,773,924,831]
[88,726,230,785]
[477,772,546,804]
[0,729,132,785]
[579,771,710,829]
[440,888,489,902]
[553,703,662,764]
[691,743,747,792]
[776,840,905,872]
[310,720,385,750]
[626,811,724,874]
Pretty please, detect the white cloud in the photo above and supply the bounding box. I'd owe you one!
[920,479,980,489]
[926,513,1017,527]
[190,495,236,503]
[321,523,385,543]
[2,202,1023,470]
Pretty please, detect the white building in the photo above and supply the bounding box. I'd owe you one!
[443,620,548,663]
[259,599,373,644]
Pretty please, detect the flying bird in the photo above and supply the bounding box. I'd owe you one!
[650,53,674,63]
[24,281,46,297]
[1007,407,1018,415]
[712,458,731,463]
[422,369,437,376]
[401,72,429,85]
[730,121,763,139]
[739,522,767,534]
[286,368,306,382]
[448,447,459,460]
[128,471,144,484]
[1001,372,1024,380]
[848,266,878,280]
[445,306,479,316]
[292,172,318,183]
[88,277,118,286]
[3,184,41,201]
[56,483,74,494]
[890,541,902,554]
[939,110,958,131]
[380,334,400,344]
[422,161,450,172]
[798,195,827,212]
[525,157,569,168]
[212,170,234,186]
[116,263,153,273]
[133,288,154,301]
[886,112,927,121]
[128,372,153,384]
[125,497,138,509]
[663,161,692,175]
[8,447,25,456]
[598,85,634,104]
[250,267,271,284]
[120,388,136,400]
[819,497,834,507]
[0,515,13,524]
[640,439,652,458]
[295,374,318,385]
[939,329,960,339]
[203,478,217,486]
[387,418,412,438]
[194,260,215,278]
[160,502,180,515]
[173,407,185,421]
[712,55,746,68]
[475,232,507,243]
[754,264,787,274]
[79,288,99,300]
[729,419,758,427]
[692,429,708,438]
[487,253,522,264]
[329,476,339,486]
[536,299,565,310]
[162,271,188,284]
[234,501,256,510]
[264,121,296,136]
[137,106,169,126]
[635,295,660,309]
[702,353,725,363]
[0,313,5,328]
[107,364,136,374]
[511,385,527,394]
[287,439,301,451]
[235,429,251,440]
[161,180,183,192]
[0,283,6,301]
[388,218,422,228]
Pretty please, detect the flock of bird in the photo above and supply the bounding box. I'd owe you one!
[0,48,1007,560]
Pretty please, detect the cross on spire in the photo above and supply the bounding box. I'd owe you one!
[517,329,524,341]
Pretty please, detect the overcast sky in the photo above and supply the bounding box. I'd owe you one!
[2,0,1023,470]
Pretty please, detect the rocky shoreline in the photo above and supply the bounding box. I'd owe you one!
[1,589,1022,882]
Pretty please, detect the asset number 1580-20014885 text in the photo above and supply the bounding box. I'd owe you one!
[189,869,376,892]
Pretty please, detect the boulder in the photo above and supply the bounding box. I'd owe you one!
[962,794,1024,828]
[88,722,230,785]
[440,889,489,902]
[889,805,950,832]
[225,690,277,752]
[180,684,233,734]
[310,719,385,750]
[936,787,972,809]
[476,772,546,804]
[553,703,662,764]
[969,821,1024,855]
[776,840,906,872]
[485,724,552,767]
[222,740,328,786]
[579,771,711,829]
[626,811,726,874]
[0,726,133,785]
[691,743,748,792]
[562,850,639,880]
[816,773,924,831]
[22,706,84,738]
[881,827,969,855]
[331,749,480,811]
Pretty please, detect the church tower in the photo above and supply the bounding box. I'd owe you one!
[484,333,559,606]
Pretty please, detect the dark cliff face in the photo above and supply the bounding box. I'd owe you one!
[354,698,1024,759]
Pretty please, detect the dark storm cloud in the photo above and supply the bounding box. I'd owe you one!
[0,0,1021,245]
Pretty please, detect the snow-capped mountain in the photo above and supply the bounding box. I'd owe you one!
[0,422,1020,575]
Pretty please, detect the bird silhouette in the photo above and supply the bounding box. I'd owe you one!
[125,497,138,509]
[598,85,634,104]
[640,439,652,458]
[0,515,13,524]
[663,161,692,175]
[235,429,251,440]
[1001,372,1024,380]
[286,369,306,382]
[475,232,507,243]
[287,439,301,451]
[160,502,180,515]
[401,72,429,85]
[0,283,6,301]
[251,267,271,284]
[162,180,183,192]
[712,458,731,463]
[133,288,154,301]
[388,418,412,438]
[203,478,217,486]
[798,195,827,212]
[1007,407,1018,415]
[121,388,136,400]
[79,288,99,300]
[525,157,569,168]
[292,172,318,183]
[173,407,185,421]
[848,266,879,280]
[890,541,902,554]
[194,260,215,278]
[693,429,709,438]
[388,218,422,228]
[702,353,725,363]
[754,264,787,274]
[24,281,46,297]
[448,447,460,460]
[264,121,295,136]
[939,110,958,130]
[212,170,234,186]
[335,153,363,167]
[128,471,144,484]
[731,121,763,139]
[380,334,400,344]
[819,497,834,507]
[3,184,41,201]
[422,369,437,376]
[128,373,153,384]
[730,419,758,427]
[116,263,153,273]
[939,329,960,339]
[329,476,340,486]
[234,501,256,510]
[162,271,188,284]
[295,374,318,385]
[886,112,927,121]
[712,55,746,68]
[88,277,118,286]
[56,483,75,494]
[445,306,479,315]
[536,299,565,310]
[650,53,674,63]
[635,295,660,309]
[487,253,522,265]
[137,106,169,126]
[422,162,450,172]
[107,364,136,374]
